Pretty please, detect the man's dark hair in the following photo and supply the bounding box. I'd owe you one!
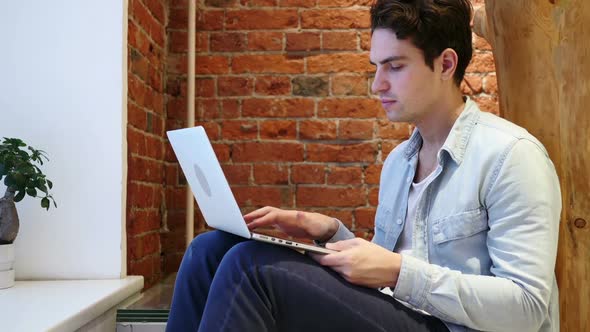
[370,0,473,86]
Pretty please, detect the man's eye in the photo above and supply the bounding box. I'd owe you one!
[390,65,404,72]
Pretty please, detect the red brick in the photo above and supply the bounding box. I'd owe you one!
[339,119,373,139]
[233,186,289,207]
[143,0,166,23]
[355,207,376,229]
[360,30,371,50]
[218,76,254,96]
[197,99,220,119]
[466,52,496,73]
[129,232,161,260]
[211,32,247,52]
[299,120,337,140]
[128,156,164,183]
[279,0,315,7]
[327,166,362,185]
[297,187,365,207]
[286,32,321,51]
[169,9,224,31]
[226,9,298,30]
[233,54,304,74]
[331,75,368,96]
[205,0,240,7]
[193,78,214,98]
[311,209,353,229]
[247,32,283,51]
[483,74,498,94]
[233,142,304,162]
[364,164,382,185]
[131,0,165,48]
[128,182,158,208]
[317,0,372,6]
[260,120,297,139]
[318,98,380,118]
[255,76,292,95]
[128,127,147,156]
[221,164,251,184]
[240,0,277,6]
[254,164,289,184]
[128,103,148,131]
[221,100,241,118]
[377,120,411,139]
[221,120,258,139]
[291,164,325,184]
[127,209,161,237]
[197,56,230,74]
[166,97,185,121]
[381,140,401,159]
[461,74,483,94]
[165,163,179,186]
[307,143,377,162]
[145,134,164,160]
[308,53,373,73]
[212,143,231,162]
[301,9,370,29]
[368,187,379,206]
[473,34,492,51]
[242,98,314,117]
[323,31,357,51]
[473,95,500,115]
[169,55,230,75]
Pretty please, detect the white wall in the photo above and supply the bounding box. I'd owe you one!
[0,0,127,279]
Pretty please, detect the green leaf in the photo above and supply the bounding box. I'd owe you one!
[47,180,53,189]
[41,197,50,210]
[14,190,26,202]
[4,174,15,187]
[26,187,37,197]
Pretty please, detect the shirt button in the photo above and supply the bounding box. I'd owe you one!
[433,225,440,233]
[396,218,402,225]
[406,176,411,183]
[405,296,410,301]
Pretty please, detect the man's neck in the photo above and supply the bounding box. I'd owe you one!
[414,90,465,153]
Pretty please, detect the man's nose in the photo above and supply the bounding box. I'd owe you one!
[371,69,389,94]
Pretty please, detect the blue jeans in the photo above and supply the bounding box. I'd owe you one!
[166,230,449,332]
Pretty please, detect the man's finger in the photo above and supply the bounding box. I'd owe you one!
[314,251,347,267]
[246,215,275,229]
[325,238,361,251]
[243,206,272,221]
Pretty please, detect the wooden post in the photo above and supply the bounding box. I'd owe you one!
[474,1,590,331]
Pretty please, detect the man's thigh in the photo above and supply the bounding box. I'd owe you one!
[206,241,448,332]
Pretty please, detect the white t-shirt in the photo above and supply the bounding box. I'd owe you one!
[394,169,437,257]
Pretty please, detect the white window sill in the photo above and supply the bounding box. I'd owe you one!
[0,276,143,332]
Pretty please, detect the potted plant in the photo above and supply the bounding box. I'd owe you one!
[0,137,56,289]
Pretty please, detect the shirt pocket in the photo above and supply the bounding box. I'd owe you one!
[432,207,489,244]
[372,205,391,246]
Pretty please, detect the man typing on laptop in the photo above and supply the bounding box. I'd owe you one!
[166,0,561,331]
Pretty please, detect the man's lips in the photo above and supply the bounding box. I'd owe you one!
[381,99,397,106]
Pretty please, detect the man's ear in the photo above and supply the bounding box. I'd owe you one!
[439,48,458,82]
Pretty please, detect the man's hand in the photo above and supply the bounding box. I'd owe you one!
[311,238,402,289]
[244,206,338,242]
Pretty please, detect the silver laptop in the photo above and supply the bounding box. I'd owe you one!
[167,126,337,255]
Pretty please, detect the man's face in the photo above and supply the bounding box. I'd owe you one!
[370,28,442,123]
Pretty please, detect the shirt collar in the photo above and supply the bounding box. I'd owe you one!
[403,97,481,165]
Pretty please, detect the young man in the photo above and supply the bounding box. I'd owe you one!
[166,0,561,331]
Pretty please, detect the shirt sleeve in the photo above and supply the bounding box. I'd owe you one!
[314,218,355,246]
[392,139,561,332]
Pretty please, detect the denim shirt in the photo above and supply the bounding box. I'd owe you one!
[327,98,561,332]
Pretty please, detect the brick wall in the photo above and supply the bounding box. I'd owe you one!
[127,0,168,289]
[128,0,498,286]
